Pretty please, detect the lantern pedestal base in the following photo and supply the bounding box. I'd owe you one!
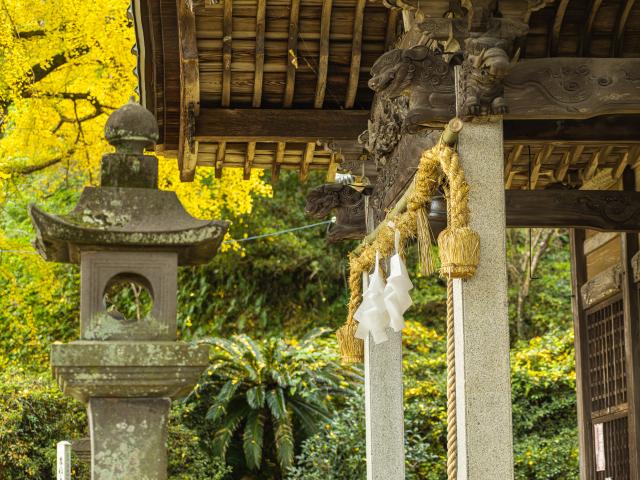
[88,397,170,480]
[51,341,208,403]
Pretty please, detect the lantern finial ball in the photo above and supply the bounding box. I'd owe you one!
[105,98,159,154]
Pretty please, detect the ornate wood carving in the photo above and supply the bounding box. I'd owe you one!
[581,263,623,308]
[504,58,640,119]
[364,50,640,127]
[305,184,369,242]
[359,96,409,166]
[367,45,457,130]
[457,18,528,117]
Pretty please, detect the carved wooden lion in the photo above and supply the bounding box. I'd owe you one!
[368,45,458,130]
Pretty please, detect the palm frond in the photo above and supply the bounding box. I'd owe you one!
[274,412,295,470]
[266,387,287,421]
[211,404,251,460]
[243,410,265,470]
[205,380,240,423]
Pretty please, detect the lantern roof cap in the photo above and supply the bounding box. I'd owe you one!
[29,102,228,265]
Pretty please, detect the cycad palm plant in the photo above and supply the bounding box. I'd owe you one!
[188,330,360,478]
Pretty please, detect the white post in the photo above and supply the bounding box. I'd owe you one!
[57,441,71,480]
[365,331,405,480]
[453,119,514,479]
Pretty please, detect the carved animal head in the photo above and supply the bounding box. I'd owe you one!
[305,184,364,218]
[369,46,453,98]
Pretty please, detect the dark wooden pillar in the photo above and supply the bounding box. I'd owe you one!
[570,228,595,480]
[622,169,640,480]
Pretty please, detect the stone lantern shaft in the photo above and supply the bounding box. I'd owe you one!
[30,100,228,479]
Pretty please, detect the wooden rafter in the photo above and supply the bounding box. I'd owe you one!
[580,0,603,56]
[612,0,637,56]
[283,0,300,108]
[301,143,316,182]
[222,0,233,107]
[549,0,570,56]
[504,144,523,179]
[346,0,366,109]
[529,144,554,189]
[253,0,266,108]
[385,9,400,50]
[176,0,200,182]
[273,142,285,182]
[215,141,226,179]
[326,152,338,182]
[314,0,333,109]
[554,147,578,182]
[582,146,613,182]
[244,142,256,180]
[612,150,630,181]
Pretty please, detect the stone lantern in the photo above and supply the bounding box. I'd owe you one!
[29,100,228,479]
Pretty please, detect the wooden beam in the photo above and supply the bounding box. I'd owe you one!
[222,0,233,107]
[549,0,570,56]
[244,142,256,180]
[314,0,333,109]
[506,190,640,231]
[195,108,370,142]
[580,0,603,56]
[300,142,315,182]
[196,111,640,145]
[252,0,266,108]
[283,0,300,107]
[345,0,366,109]
[505,58,640,120]
[582,146,613,182]
[612,0,636,56]
[176,0,200,182]
[503,116,640,143]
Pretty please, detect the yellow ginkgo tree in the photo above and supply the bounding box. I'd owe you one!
[0,0,270,214]
[0,0,271,369]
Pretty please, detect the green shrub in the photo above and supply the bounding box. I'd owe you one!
[289,324,578,480]
[0,370,231,480]
[0,369,88,480]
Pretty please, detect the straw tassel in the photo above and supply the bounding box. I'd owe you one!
[337,318,364,363]
[437,150,480,279]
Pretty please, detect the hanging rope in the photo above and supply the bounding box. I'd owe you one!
[446,280,457,480]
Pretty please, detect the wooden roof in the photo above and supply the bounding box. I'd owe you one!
[132,0,640,185]
[134,0,395,180]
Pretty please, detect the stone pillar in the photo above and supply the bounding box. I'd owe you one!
[364,331,405,480]
[453,120,514,480]
[89,398,170,480]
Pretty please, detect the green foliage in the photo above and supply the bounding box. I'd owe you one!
[0,370,232,480]
[177,171,353,340]
[0,369,89,480]
[511,328,579,479]
[184,330,361,478]
[168,405,232,480]
[289,323,578,480]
